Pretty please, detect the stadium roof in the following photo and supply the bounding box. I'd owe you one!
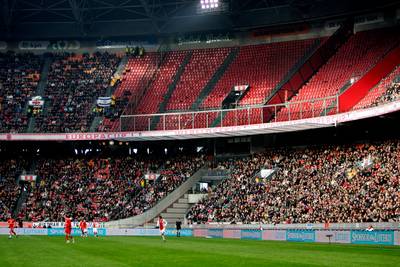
[1,0,400,39]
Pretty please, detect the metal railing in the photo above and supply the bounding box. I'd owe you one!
[120,95,339,132]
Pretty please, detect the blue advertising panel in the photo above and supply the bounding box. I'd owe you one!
[208,229,224,238]
[165,229,193,237]
[241,229,262,240]
[133,228,159,236]
[350,230,394,245]
[286,230,316,242]
[334,231,350,243]
[47,228,106,237]
[18,228,47,235]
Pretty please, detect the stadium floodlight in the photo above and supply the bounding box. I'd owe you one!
[198,0,225,13]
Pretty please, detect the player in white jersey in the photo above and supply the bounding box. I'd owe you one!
[157,215,167,241]
[93,222,99,237]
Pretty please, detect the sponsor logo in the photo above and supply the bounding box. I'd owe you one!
[208,229,223,238]
[20,228,47,235]
[241,229,262,240]
[165,229,193,237]
[66,133,128,140]
[133,228,159,236]
[286,230,316,242]
[350,231,394,245]
[47,228,106,236]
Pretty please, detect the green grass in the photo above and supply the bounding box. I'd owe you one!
[0,236,399,267]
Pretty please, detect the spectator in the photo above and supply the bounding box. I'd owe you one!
[0,52,42,133]
[187,140,400,224]
[371,83,400,107]
[34,52,120,133]
[0,159,30,221]
[20,155,205,222]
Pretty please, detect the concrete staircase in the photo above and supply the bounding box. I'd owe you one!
[13,159,38,217]
[36,55,52,96]
[191,47,240,110]
[150,51,193,130]
[150,194,191,225]
[89,55,129,132]
[263,19,354,122]
[105,167,206,229]
[210,110,226,127]
[13,186,29,218]
[26,55,52,133]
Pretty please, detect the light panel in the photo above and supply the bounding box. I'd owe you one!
[200,0,219,10]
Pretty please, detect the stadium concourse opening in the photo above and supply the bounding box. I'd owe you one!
[1,0,400,265]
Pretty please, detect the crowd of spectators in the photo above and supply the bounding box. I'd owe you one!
[0,52,42,133]
[117,155,205,218]
[0,159,30,221]
[371,83,400,107]
[20,155,204,222]
[2,139,399,225]
[187,140,400,224]
[34,52,120,133]
[0,50,398,134]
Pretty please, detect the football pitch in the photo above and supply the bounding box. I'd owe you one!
[1,236,399,267]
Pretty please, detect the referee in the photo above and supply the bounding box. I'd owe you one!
[176,220,182,237]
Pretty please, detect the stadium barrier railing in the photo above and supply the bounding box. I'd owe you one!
[120,95,340,132]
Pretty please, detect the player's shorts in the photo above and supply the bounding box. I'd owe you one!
[160,229,165,235]
[65,228,71,235]
[84,228,88,233]
[93,228,98,234]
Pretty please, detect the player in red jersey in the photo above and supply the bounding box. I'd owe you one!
[79,220,88,237]
[64,216,74,243]
[7,218,17,239]
[157,215,167,241]
[83,220,88,237]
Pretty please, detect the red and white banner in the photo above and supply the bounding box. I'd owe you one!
[28,96,44,107]
[20,175,37,182]
[145,173,160,180]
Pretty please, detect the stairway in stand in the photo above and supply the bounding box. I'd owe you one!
[26,55,52,133]
[148,194,191,226]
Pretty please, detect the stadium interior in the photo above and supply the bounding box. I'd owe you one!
[1,0,400,265]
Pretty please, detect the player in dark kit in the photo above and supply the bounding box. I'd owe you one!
[176,221,182,237]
